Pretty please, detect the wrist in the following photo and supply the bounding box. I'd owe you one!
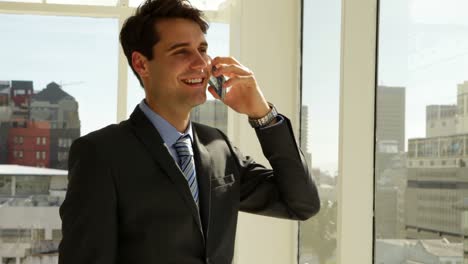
[248,102,278,128]
[247,103,270,119]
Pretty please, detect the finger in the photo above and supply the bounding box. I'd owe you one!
[222,76,253,88]
[211,56,241,67]
[214,64,253,78]
[207,86,221,100]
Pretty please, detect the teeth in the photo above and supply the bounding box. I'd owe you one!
[184,78,203,84]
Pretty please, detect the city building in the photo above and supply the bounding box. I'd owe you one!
[300,105,312,167]
[452,198,468,263]
[7,121,51,168]
[0,85,12,122]
[31,82,80,169]
[376,85,406,153]
[311,168,336,202]
[375,186,399,238]
[0,123,9,164]
[426,104,458,137]
[457,81,468,134]
[375,239,463,264]
[30,82,80,130]
[0,165,67,264]
[406,81,468,242]
[375,85,407,239]
[0,81,80,170]
[190,99,228,135]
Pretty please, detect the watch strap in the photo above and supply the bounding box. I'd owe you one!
[248,102,278,128]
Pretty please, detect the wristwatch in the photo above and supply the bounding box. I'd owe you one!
[248,102,278,128]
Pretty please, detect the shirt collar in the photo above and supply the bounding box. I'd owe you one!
[138,99,193,146]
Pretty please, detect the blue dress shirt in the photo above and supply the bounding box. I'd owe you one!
[138,99,284,163]
[139,100,193,164]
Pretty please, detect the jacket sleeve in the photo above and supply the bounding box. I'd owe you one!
[58,137,118,264]
[236,115,320,220]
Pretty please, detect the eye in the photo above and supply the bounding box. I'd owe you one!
[199,47,208,54]
[174,49,188,55]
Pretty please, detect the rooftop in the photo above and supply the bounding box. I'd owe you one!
[33,82,74,104]
[0,165,67,176]
[418,239,462,257]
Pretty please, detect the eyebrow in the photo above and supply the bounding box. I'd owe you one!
[167,41,208,52]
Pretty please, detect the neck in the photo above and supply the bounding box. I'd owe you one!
[145,98,191,133]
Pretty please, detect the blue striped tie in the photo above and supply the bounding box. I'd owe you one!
[174,135,199,207]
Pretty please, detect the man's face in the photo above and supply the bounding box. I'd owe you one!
[144,18,210,111]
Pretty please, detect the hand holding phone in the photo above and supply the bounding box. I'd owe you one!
[208,66,226,100]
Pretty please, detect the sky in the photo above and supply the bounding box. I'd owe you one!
[0,14,228,136]
[1,0,468,175]
[0,14,119,135]
[302,0,468,174]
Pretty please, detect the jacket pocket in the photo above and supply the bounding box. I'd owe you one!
[211,173,235,189]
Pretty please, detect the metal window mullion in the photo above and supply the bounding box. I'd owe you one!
[116,13,131,122]
[337,0,377,263]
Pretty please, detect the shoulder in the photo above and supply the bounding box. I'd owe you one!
[72,120,131,152]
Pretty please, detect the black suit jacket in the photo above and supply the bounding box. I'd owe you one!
[58,106,319,264]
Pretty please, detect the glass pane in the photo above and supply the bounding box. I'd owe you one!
[0,14,118,261]
[375,0,468,263]
[129,0,229,10]
[299,0,341,263]
[127,22,230,133]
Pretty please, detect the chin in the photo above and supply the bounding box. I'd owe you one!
[193,94,207,106]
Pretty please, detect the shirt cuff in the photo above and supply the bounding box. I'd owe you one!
[257,115,285,130]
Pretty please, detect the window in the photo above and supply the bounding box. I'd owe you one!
[0,12,118,260]
[374,0,467,262]
[299,0,341,263]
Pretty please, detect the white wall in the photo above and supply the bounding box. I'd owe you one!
[229,0,301,263]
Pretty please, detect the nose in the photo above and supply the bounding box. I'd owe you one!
[190,51,209,70]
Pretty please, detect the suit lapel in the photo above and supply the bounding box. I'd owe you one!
[128,107,203,234]
[192,124,213,243]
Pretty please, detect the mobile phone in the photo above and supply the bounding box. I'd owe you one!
[208,66,226,100]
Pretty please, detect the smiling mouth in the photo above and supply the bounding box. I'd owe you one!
[182,78,205,86]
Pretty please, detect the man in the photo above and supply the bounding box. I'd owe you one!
[58,0,320,263]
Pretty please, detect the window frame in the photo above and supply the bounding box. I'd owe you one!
[336,0,376,263]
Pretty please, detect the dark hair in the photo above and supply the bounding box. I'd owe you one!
[120,0,209,87]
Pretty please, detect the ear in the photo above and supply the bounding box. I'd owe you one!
[131,51,150,78]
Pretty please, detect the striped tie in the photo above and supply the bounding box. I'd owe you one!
[174,135,199,207]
